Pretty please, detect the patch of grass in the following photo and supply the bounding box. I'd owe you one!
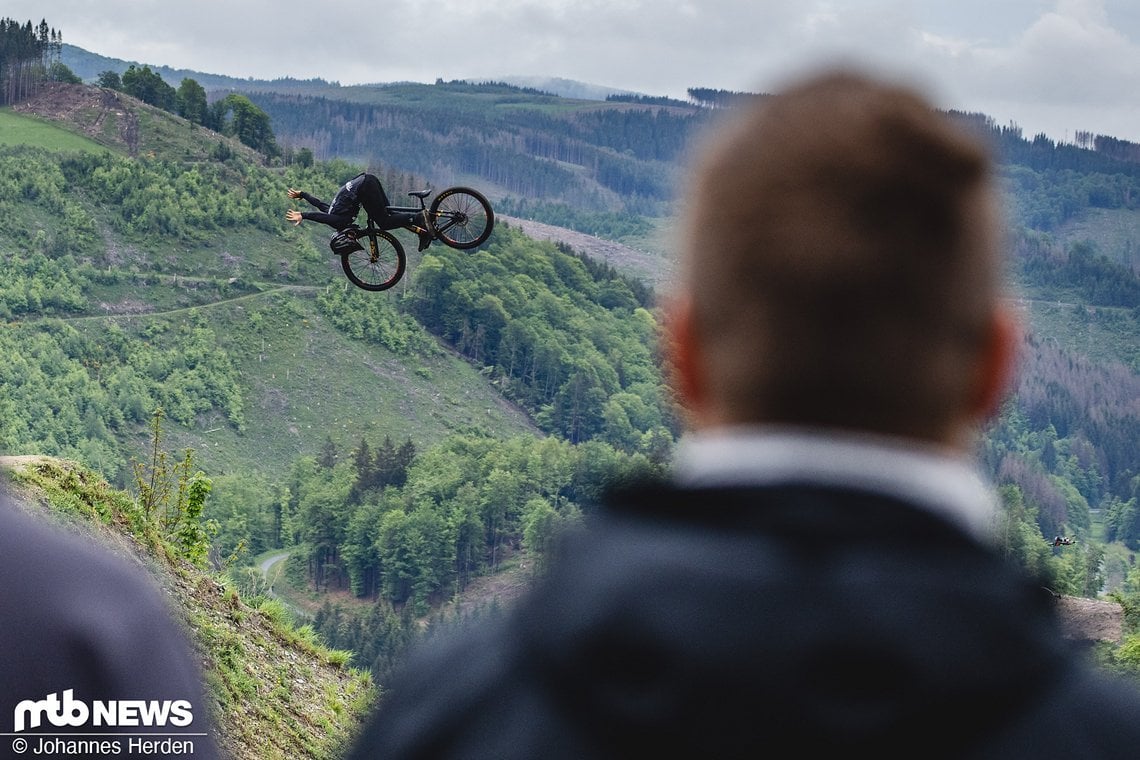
[139,288,536,482]
[1018,297,1140,371]
[5,456,154,548]
[0,108,110,153]
[59,275,535,484]
[1055,207,1140,269]
[253,596,357,668]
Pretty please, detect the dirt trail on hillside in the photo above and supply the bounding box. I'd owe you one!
[1054,593,1125,642]
[499,215,673,288]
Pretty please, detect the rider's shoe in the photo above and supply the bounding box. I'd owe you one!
[330,229,364,255]
[417,229,433,252]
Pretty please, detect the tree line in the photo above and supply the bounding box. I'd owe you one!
[245,87,703,214]
[685,87,768,109]
[244,81,1140,236]
[1001,163,1140,232]
[948,110,1140,170]
[1017,238,1140,309]
[984,331,1140,542]
[219,431,659,683]
[94,65,279,157]
[404,225,674,453]
[0,17,63,104]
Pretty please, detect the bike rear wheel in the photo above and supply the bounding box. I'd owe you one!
[429,187,494,249]
[341,228,406,291]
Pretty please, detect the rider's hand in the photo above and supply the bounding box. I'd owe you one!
[286,209,303,225]
[287,188,302,199]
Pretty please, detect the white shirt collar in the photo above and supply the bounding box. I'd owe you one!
[671,426,998,540]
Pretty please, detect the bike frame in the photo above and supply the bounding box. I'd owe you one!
[362,190,433,236]
[369,193,455,240]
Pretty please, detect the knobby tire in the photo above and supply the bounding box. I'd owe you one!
[341,228,406,291]
[429,187,494,249]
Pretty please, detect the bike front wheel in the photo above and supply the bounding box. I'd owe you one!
[429,187,494,250]
[341,228,407,291]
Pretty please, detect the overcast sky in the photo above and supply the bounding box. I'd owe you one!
[10,0,1140,143]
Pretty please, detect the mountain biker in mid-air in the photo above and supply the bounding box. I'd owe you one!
[286,172,434,252]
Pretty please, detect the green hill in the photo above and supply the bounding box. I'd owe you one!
[11,82,258,161]
[0,84,540,488]
[4,75,1138,537]
[0,80,668,653]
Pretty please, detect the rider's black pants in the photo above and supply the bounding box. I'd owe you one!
[358,174,417,230]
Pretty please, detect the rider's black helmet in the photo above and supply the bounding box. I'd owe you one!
[329,229,364,255]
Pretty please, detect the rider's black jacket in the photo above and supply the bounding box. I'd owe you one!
[298,173,366,229]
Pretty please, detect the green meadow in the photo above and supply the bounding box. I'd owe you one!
[0,108,108,152]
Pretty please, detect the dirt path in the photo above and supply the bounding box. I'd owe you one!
[259,550,290,579]
[499,215,672,287]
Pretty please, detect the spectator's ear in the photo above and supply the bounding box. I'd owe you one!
[970,304,1020,423]
[662,294,711,428]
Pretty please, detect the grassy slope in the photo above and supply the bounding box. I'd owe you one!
[12,82,257,161]
[74,283,538,482]
[2,87,539,484]
[0,455,374,760]
[10,79,1139,470]
[1017,207,1140,370]
[0,108,108,152]
[1055,207,1140,269]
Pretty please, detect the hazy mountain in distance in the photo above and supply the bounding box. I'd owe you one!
[493,75,639,100]
[60,44,643,102]
[59,44,296,91]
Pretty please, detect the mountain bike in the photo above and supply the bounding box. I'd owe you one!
[339,186,495,291]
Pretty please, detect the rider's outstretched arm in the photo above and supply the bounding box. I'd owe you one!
[300,210,355,229]
[288,187,329,212]
[287,188,351,229]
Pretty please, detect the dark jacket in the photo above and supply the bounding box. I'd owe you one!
[299,172,366,229]
[349,483,1140,758]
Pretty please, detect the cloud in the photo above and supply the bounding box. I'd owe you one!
[950,0,1140,105]
[9,0,1140,141]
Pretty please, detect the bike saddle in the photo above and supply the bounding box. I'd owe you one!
[408,189,432,199]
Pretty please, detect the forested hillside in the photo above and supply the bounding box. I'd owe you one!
[242,79,1140,562]
[245,81,699,244]
[3,41,1140,689]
